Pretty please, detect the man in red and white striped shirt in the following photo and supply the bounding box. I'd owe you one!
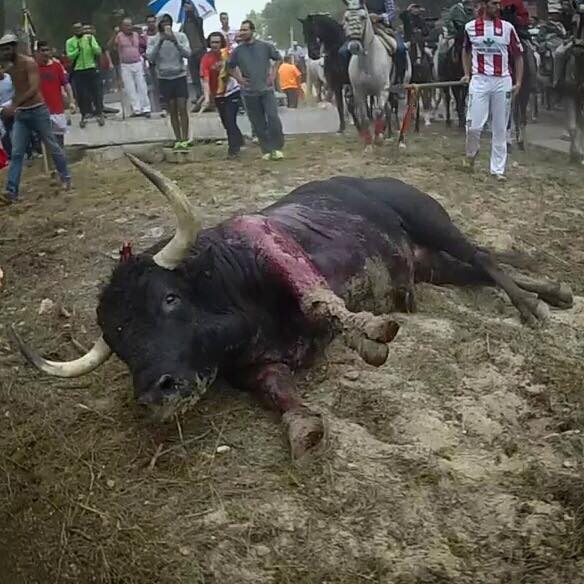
[462,0,524,180]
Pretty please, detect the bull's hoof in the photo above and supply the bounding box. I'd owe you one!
[282,408,326,461]
[343,313,400,367]
[555,283,574,309]
[518,295,550,328]
[539,282,574,309]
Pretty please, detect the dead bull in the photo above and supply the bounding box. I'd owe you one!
[13,155,573,459]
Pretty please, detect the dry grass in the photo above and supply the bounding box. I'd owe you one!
[1,129,584,584]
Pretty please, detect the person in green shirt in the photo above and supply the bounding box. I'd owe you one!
[65,22,104,128]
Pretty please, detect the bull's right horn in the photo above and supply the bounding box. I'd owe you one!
[125,153,200,270]
[11,326,112,378]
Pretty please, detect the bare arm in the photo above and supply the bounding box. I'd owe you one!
[65,82,76,110]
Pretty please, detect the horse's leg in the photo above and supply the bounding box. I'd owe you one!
[513,98,522,151]
[454,86,466,130]
[532,88,539,122]
[385,98,393,138]
[335,84,346,134]
[444,87,452,127]
[375,85,390,145]
[577,98,584,165]
[566,96,581,163]
[354,90,372,148]
[422,88,432,127]
[392,93,400,128]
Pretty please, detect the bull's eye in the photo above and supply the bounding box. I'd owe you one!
[116,325,123,333]
[164,293,180,306]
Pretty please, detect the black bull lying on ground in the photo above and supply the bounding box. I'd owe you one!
[13,154,574,459]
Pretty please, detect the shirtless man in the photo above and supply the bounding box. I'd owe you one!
[0,34,71,205]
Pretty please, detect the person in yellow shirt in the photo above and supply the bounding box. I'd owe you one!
[278,55,302,108]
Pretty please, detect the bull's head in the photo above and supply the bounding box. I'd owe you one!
[12,154,219,421]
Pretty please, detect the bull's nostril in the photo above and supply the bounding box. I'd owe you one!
[157,374,175,392]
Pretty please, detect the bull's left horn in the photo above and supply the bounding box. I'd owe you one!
[11,326,112,378]
[125,153,200,270]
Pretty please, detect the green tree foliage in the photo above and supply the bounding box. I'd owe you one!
[256,0,342,47]
[4,0,149,49]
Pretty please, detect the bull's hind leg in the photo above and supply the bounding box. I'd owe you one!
[237,364,325,461]
[415,248,573,318]
[506,273,573,309]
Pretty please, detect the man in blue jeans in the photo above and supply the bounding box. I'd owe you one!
[228,20,285,161]
[0,34,71,205]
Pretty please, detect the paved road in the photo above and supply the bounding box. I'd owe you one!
[64,102,570,155]
[65,103,341,147]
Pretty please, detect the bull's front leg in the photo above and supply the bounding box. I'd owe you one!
[233,216,400,367]
[237,363,325,461]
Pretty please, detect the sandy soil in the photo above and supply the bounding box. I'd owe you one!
[1,130,583,584]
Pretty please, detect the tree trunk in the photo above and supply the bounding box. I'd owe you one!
[0,0,5,35]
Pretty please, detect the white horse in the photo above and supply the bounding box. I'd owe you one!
[306,56,328,104]
[343,0,393,146]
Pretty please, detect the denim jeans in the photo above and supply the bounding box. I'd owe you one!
[6,104,70,198]
[215,91,244,155]
[242,91,284,154]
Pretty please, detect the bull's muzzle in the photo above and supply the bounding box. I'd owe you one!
[137,369,217,422]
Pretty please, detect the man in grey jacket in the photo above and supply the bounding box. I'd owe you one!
[146,13,192,149]
[228,20,285,161]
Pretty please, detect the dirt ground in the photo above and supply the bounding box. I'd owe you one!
[1,130,584,584]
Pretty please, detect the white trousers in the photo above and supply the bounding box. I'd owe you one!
[121,61,151,115]
[466,75,512,176]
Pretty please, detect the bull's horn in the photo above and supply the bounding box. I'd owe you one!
[11,326,112,378]
[125,153,200,270]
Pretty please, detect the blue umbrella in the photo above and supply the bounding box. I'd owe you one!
[147,0,216,23]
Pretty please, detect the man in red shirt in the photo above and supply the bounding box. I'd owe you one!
[200,32,243,158]
[37,41,76,148]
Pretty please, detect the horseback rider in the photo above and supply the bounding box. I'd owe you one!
[439,0,475,61]
[445,0,475,38]
[400,4,433,62]
[365,0,408,81]
[401,4,430,41]
[340,0,408,83]
[535,3,567,80]
[552,0,584,88]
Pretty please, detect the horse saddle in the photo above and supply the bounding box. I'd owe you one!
[373,22,398,57]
